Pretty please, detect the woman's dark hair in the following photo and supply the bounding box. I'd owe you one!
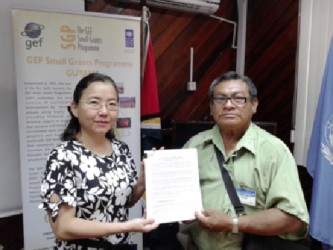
[61,72,119,141]
[208,71,257,103]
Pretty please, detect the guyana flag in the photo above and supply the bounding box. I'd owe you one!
[141,7,161,152]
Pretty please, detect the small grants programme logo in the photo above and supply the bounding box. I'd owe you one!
[21,22,44,49]
[125,29,134,48]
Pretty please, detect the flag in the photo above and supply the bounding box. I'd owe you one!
[140,7,162,153]
[141,38,161,129]
[306,35,333,247]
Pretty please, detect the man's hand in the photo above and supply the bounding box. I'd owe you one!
[195,209,232,232]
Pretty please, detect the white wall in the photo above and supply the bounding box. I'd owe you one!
[293,0,333,166]
[0,0,84,217]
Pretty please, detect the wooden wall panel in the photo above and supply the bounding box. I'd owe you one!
[86,0,298,147]
[245,0,299,144]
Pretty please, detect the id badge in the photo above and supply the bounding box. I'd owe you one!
[236,188,256,206]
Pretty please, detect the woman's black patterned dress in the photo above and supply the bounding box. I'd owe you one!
[39,139,137,249]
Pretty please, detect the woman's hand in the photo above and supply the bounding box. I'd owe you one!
[139,146,165,184]
[129,147,165,206]
[126,216,159,233]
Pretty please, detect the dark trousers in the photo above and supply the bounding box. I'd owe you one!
[66,239,136,250]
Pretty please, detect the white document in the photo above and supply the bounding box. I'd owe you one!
[144,148,203,224]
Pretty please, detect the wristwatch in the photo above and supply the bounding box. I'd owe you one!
[232,217,239,234]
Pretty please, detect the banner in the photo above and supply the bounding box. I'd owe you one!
[0,0,83,219]
[12,9,141,249]
[306,36,333,247]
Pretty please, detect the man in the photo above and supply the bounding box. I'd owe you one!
[180,71,309,250]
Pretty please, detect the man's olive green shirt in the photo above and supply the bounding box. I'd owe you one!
[181,123,309,250]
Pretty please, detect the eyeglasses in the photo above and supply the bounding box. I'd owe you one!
[81,100,119,111]
[212,96,251,106]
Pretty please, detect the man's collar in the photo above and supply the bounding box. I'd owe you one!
[210,123,256,156]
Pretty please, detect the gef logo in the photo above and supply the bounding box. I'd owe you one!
[21,22,44,50]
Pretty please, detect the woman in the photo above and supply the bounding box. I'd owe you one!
[39,73,158,249]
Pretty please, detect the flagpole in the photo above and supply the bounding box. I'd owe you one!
[141,6,150,82]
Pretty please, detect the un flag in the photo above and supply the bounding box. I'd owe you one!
[307,35,333,247]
